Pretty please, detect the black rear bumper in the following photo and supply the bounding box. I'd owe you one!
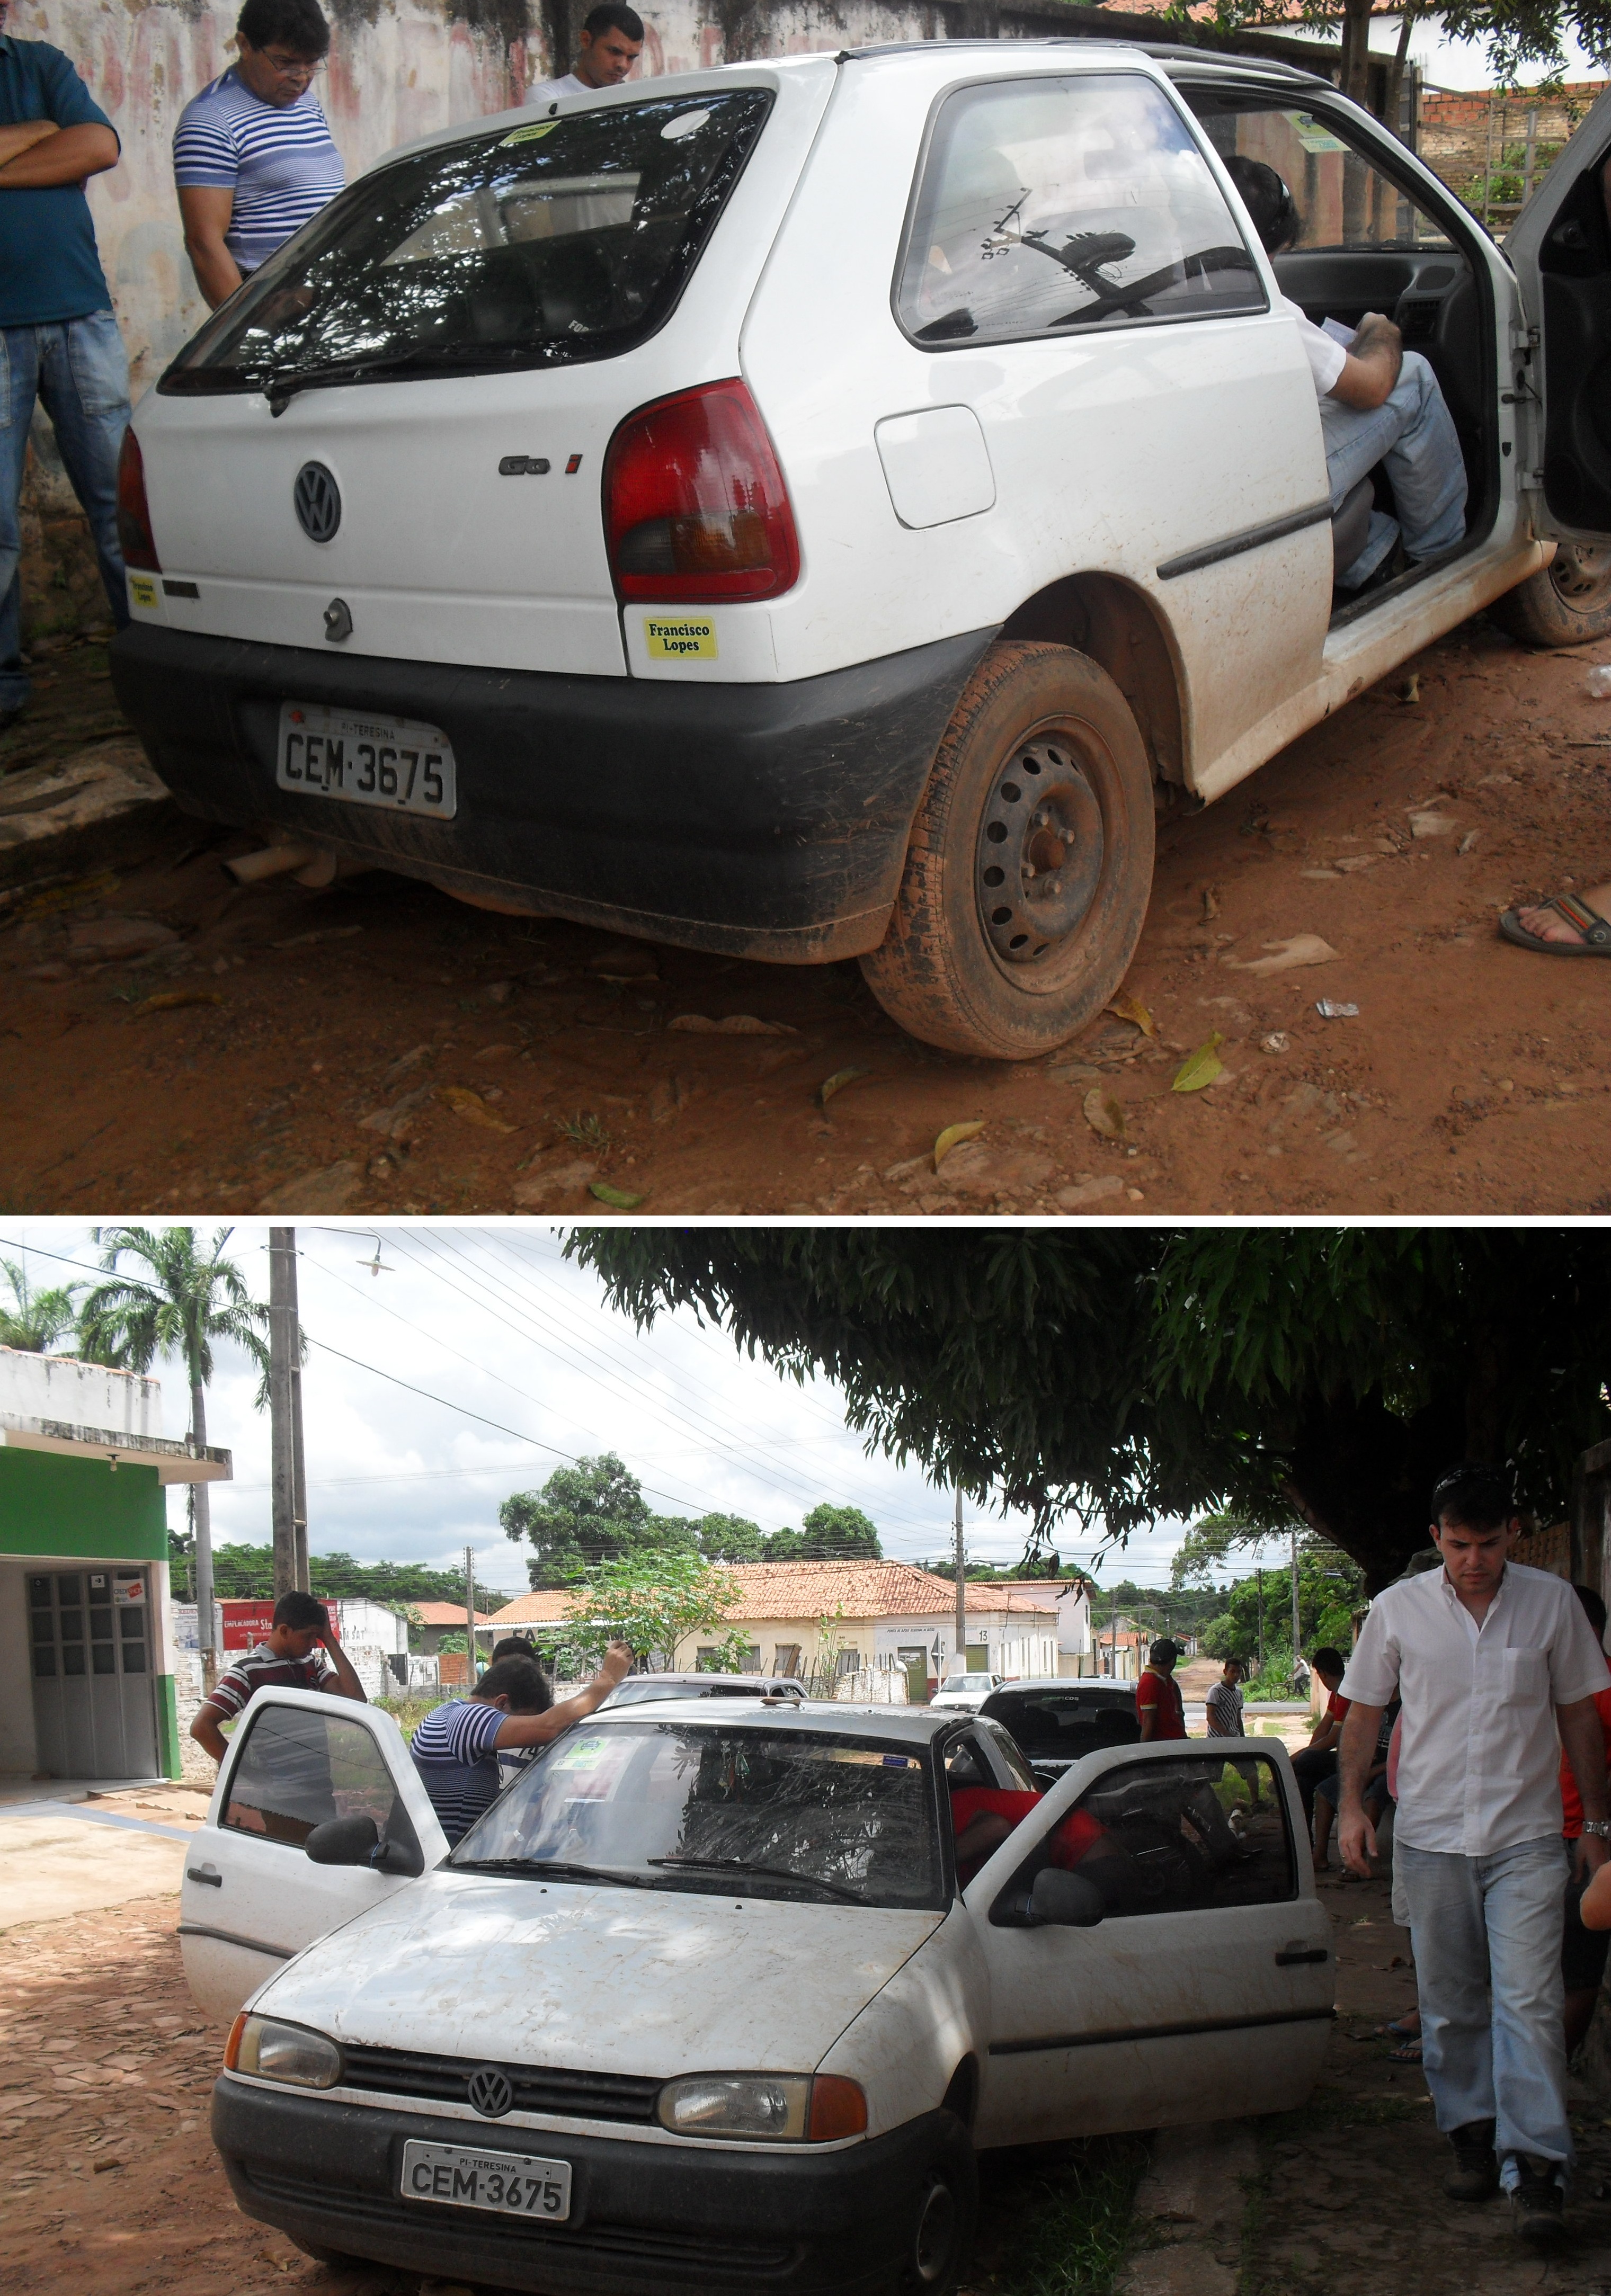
[109,624,993,962]
[212,2076,950,2295]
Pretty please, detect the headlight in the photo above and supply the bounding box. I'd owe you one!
[656,2072,866,2142]
[225,2012,343,2090]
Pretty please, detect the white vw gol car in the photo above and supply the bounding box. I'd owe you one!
[112,47,1610,1055]
[181,1689,1332,2294]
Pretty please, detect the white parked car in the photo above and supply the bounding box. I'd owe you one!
[928,1670,1011,1709]
[111,48,1611,1058]
[180,1687,1331,2294]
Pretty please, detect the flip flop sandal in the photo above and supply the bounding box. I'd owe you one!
[1500,892,1611,955]
[1387,2040,1423,2063]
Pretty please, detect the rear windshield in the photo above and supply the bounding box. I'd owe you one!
[989,1691,1140,1758]
[449,1721,946,1910]
[161,89,772,401]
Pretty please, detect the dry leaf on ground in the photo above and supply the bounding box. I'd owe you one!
[1104,992,1158,1038]
[668,1013,797,1035]
[590,1182,645,1209]
[818,1067,870,1107]
[133,989,222,1015]
[933,1120,985,1171]
[1223,934,1339,977]
[1172,1033,1225,1092]
[1082,1087,1127,1140]
[435,1084,517,1133]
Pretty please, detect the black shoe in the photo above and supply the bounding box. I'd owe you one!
[1444,2120,1499,2202]
[1510,2157,1564,2245]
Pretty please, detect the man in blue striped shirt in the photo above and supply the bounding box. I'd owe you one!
[173,0,344,310]
[411,1642,633,1846]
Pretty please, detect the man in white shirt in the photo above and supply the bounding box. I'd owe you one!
[1224,155,1468,592]
[1337,1463,1611,2246]
[527,2,643,104]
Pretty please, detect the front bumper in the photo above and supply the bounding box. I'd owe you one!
[110,624,994,963]
[212,2076,947,2295]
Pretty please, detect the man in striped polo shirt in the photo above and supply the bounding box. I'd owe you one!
[172,0,343,311]
[190,1587,366,1764]
[412,1642,633,1846]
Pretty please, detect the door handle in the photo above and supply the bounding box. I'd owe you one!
[187,1864,223,1888]
[1275,1947,1328,1965]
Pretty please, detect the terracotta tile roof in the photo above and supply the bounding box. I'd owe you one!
[411,1601,495,1627]
[489,1562,1056,1628]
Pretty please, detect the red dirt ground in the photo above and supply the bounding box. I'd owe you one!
[5,614,1610,1217]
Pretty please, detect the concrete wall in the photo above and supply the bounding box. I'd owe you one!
[0,1344,164,1442]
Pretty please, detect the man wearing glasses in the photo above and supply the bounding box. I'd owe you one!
[173,0,343,310]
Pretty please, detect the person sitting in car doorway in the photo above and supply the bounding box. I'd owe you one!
[1224,154,1467,594]
[527,3,644,104]
[410,1643,633,1846]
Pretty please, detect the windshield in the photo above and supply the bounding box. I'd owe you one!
[989,1691,1140,1759]
[450,1721,945,1909]
[161,89,772,399]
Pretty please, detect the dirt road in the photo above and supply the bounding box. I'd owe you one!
[6,614,1610,1217]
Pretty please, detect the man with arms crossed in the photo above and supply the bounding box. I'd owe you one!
[1338,1464,1611,2243]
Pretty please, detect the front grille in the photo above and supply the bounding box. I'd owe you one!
[247,2166,797,2275]
[339,2044,663,2124]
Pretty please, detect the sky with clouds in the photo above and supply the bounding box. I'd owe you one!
[1,1220,1296,1603]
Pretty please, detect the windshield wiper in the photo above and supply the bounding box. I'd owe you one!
[648,1856,862,1903]
[453,1857,656,1889]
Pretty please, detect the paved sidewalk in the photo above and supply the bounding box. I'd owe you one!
[0,1788,209,1931]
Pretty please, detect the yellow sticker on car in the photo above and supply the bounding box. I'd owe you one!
[127,573,160,612]
[644,615,717,660]
[499,122,557,147]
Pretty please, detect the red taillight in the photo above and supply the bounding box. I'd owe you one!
[116,428,161,573]
[603,379,799,604]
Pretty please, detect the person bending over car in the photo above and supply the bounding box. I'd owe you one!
[410,1643,634,1845]
[1224,155,1467,594]
[527,2,643,103]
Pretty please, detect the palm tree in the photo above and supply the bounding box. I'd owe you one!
[0,1257,87,1353]
[79,1228,271,1667]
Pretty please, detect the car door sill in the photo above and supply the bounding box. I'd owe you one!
[179,1921,295,1960]
[989,2005,1335,2056]
[1156,499,1332,581]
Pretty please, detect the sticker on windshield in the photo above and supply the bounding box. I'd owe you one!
[1289,112,1349,154]
[550,1736,611,1772]
[645,615,717,660]
[499,121,558,147]
[663,109,710,141]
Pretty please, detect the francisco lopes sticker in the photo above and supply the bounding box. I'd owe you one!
[499,121,557,147]
[127,573,160,612]
[644,615,717,660]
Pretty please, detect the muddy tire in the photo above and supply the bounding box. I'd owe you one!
[859,641,1155,1059]
[896,2120,978,2296]
[1489,543,1611,647]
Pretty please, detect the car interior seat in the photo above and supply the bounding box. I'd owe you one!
[1331,476,1375,580]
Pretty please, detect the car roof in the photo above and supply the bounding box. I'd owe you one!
[987,1679,1134,1697]
[617,1673,800,1687]
[588,1696,959,1742]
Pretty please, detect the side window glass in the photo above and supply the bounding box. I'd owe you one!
[1190,100,1453,253]
[896,72,1265,350]
[944,1731,992,1788]
[224,1704,416,1853]
[997,1752,1295,1920]
[976,1715,1038,1791]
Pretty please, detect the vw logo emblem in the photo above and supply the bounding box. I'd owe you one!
[293,461,341,543]
[467,2066,514,2119]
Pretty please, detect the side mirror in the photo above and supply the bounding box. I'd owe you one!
[1029,1868,1105,1928]
[304,1814,422,1876]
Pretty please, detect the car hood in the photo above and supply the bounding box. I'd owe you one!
[257,1871,944,2074]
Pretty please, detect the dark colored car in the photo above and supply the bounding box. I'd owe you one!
[601,1672,806,1709]
[978,1681,1140,1786]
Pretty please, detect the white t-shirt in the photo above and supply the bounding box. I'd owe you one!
[526,72,591,102]
[1340,1560,1611,1856]
[1280,296,1347,399]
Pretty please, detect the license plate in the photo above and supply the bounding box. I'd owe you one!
[400,2139,571,2220]
[277,703,457,819]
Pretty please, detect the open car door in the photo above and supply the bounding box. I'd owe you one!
[1506,86,1611,543]
[965,1737,1333,2148]
[179,1686,448,2023]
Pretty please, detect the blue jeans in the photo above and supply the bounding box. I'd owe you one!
[1396,1835,1572,2189]
[1,308,132,713]
[1320,349,1470,589]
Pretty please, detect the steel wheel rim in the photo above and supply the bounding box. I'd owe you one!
[913,2179,957,2286]
[1550,543,1611,604]
[975,735,1106,968]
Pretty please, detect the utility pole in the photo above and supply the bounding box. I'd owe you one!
[287,1244,309,1594]
[1257,1567,1266,1674]
[1522,105,1538,205]
[268,1229,300,1598]
[465,1545,478,1683]
[1289,1528,1302,1670]
[953,1489,965,1679]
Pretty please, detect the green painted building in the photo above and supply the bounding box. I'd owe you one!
[1,1346,230,1785]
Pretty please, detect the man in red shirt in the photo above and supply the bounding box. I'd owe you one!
[1137,1639,1187,1741]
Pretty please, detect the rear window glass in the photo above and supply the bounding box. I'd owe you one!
[161,90,772,400]
[896,72,1265,349]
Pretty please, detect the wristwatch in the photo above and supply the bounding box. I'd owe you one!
[1582,1821,1611,1840]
